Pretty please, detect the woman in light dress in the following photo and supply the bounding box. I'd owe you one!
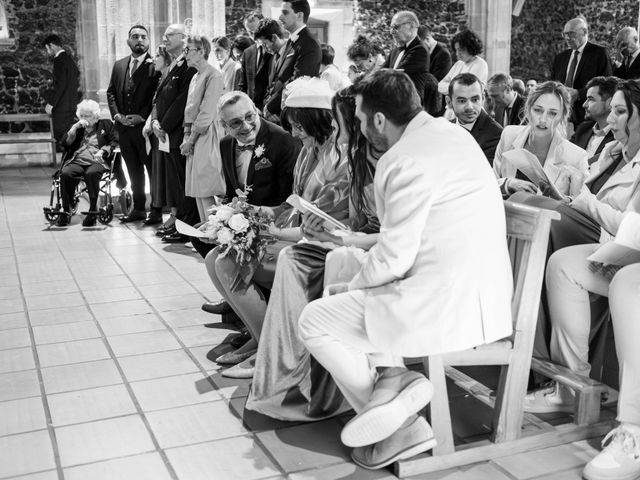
[212,36,240,94]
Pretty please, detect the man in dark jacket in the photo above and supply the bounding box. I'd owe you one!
[486,73,526,127]
[106,24,160,223]
[43,34,80,146]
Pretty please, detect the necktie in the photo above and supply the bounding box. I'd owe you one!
[565,50,578,88]
[626,55,633,71]
[256,46,262,69]
[130,58,139,77]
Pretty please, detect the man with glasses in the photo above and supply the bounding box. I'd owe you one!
[107,24,160,224]
[199,91,299,315]
[551,17,611,127]
[382,11,430,104]
[614,27,640,80]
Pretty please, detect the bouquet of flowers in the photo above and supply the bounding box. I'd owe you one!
[204,193,275,290]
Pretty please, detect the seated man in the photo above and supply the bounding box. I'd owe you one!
[299,70,513,470]
[486,73,525,127]
[447,72,503,163]
[571,76,616,164]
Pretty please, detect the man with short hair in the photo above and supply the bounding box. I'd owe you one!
[614,27,640,80]
[262,0,322,120]
[551,17,612,125]
[383,11,430,103]
[526,79,537,95]
[42,34,80,146]
[238,15,272,110]
[107,24,161,224]
[299,70,513,470]
[448,73,502,163]
[243,11,262,39]
[571,76,616,163]
[417,25,452,82]
[486,73,525,127]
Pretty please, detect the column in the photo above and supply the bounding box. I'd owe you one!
[76,0,101,102]
[465,0,512,76]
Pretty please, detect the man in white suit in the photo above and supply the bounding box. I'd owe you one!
[299,70,513,470]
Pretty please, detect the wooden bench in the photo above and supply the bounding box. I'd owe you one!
[395,201,612,477]
[0,113,57,166]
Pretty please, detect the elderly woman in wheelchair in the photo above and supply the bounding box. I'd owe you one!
[55,99,118,227]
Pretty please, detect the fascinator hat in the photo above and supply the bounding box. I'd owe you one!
[283,76,334,110]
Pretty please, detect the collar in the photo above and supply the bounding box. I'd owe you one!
[506,93,518,109]
[456,118,476,131]
[399,36,417,51]
[627,48,640,64]
[289,25,306,42]
[592,123,610,137]
[54,49,64,58]
[623,145,640,165]
[574,41,587,55]
[277,42,288,57]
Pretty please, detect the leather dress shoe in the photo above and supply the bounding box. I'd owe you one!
[143,214,163,226]
[161,232,188,243]
[351,415,437,470]
[341,369,433,448]
[221,354,256,379]
[230,330,251,348]
[56,212,70,226]
[120,209,147,223]
[82,214,97,227]
[156,224,176,237]
[202,300,233,315]
[215,348,257,365]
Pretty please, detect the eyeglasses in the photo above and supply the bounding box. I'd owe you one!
[391,22,412,31]
[224,111,258,130]
[183,46,201,54]
[562,31,579,38]
[165,32,183,38]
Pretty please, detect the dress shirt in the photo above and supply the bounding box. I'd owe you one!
[625,48,640,69]
[392,36,417,70]
[503,93,518,126]
[455,118,476,131]
[565,42,586,87]
[235,143,254,186]
[129,55,143,77]
[585,124,610,158]
[289,25,306,43]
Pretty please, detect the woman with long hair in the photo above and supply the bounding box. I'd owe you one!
[245,86,382,420]
[212,36,240,94]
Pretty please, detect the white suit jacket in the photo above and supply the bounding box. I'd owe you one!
[348,113,513,357]
[572,141,640,239]
[493,125,589,192]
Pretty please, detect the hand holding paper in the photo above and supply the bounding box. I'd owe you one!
[502,149,564,200]
[286,194,347,232]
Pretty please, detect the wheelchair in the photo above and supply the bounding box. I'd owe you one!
[43,147,132,225]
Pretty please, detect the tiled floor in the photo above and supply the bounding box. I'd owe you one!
[0,166,608,479]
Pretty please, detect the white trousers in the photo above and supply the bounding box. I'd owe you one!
[299,290,404,413]
[195,196,216,223]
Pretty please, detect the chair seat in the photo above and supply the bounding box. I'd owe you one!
[474,338,513,350]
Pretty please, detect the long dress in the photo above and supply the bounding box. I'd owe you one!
[246,162,378,421]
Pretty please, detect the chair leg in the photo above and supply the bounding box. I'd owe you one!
[491,360,529,443]
[424,355,455,455]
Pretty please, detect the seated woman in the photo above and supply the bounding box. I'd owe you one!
[523,79,640,414]
[346,35,385,84]
[204,77,350,378]
[493,80,589,198]
[246,86,381,421]
[56,99,117,227]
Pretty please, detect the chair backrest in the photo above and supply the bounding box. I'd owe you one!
[504,200,560,348]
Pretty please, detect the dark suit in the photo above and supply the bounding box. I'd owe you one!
[493,93,525,127]
[466,110,503,164]
[551,41,612,124]
[238,44,273,110]
[220,119,299,206]
[46,51,80,144]
[429,42,452,82]
[106,53,160,212]
[153,57,197,216]
[614,54,640,80]
[383,37,430,103]
[264,27,322,116]
[571,120,615,164]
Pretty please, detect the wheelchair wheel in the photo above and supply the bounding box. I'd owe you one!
[98,204,113,225]
[44,210,58,222]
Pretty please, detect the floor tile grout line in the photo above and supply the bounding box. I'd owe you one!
[489,459,523,480]
[0,177,67,480]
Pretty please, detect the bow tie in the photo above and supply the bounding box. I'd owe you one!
[236,144,254,152]
[398,44,407,51]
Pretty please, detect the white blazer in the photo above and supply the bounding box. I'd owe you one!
[572,141,640,239]
[348,113,513,357]
[493,125,589,192]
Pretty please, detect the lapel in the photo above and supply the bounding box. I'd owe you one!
[596,130,615,156]
[244,120,268,187]
[116,57,128,100]
[126,53,150,94]
[276,40,293,74]
[471,110,487,136]
[573,42,591,81]
[157,57,183,92]
[227,137,241,189]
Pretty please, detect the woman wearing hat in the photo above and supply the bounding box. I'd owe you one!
[206,77,350,378]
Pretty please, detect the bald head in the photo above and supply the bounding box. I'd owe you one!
[163,24,187,56]
[617,27,640,57]
[563,18,588,50]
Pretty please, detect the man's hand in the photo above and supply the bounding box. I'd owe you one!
[125,114,144,126]
[45,104,53,114]
[179,140,194,156]
[114,113,132,126]
[152,124,166,142]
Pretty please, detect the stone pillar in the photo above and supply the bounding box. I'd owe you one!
[465,0,512,76]
[77,0,101,102]
[190,0,225,37]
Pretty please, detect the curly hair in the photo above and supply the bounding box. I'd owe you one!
[451,29,483,56]
[347,35,377,61]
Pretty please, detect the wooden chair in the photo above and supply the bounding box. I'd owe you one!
[396,201,611,477]
[0,113,58,166]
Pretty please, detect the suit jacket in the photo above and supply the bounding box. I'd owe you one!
[493,93,525,127]
[468,110,503,164]
[551,42,612,123]
[429,42,453,82]
[614,54,640,80]
[572,141,640,238]
[383,36,430,102]
[154,57,197,148]
[220,118,300,206]
[348,112,513,357]
[264,27,322,115]
[48,51,80,113]
[238,44,273,110]
[571,120,615,163]
[106,53,160,130]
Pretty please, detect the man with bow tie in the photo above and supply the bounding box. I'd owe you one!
[107,25,160,223]
[382,10,430,105]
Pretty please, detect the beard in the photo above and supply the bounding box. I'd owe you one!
[364,123,390,153]
[130,44,148,55]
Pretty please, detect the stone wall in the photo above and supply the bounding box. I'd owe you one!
[225,0,260,37]
[511,0,639,82]
[0,0,78,122]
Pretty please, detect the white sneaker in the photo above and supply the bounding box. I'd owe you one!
[583,424,640,480]
[523,382,574,413]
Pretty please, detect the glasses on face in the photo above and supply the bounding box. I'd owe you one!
[225,111,258,130]
[183,46,201,54]
[562,31,578,38]
[391,22,411,31]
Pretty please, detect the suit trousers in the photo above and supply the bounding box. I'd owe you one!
[60,162,106,211]
[609,264,640,425]
[163,148,186,213]
[299,291,405,413]
[119,125,152,212]
[53,110,76,146]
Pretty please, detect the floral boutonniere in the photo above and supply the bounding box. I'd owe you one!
[145,57,154,65]
[254,144,265,158]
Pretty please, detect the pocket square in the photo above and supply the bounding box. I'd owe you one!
[254,158,273,171]
[285,53,294,58]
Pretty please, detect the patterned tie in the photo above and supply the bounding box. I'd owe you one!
[130,58,139,78]
[565,50,579,88]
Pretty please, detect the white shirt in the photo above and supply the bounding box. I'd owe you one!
[585,124,610,158]
[129,55,144,77]
[289,25,306,43]
[456,118,476,131]
[236,146,253,187]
